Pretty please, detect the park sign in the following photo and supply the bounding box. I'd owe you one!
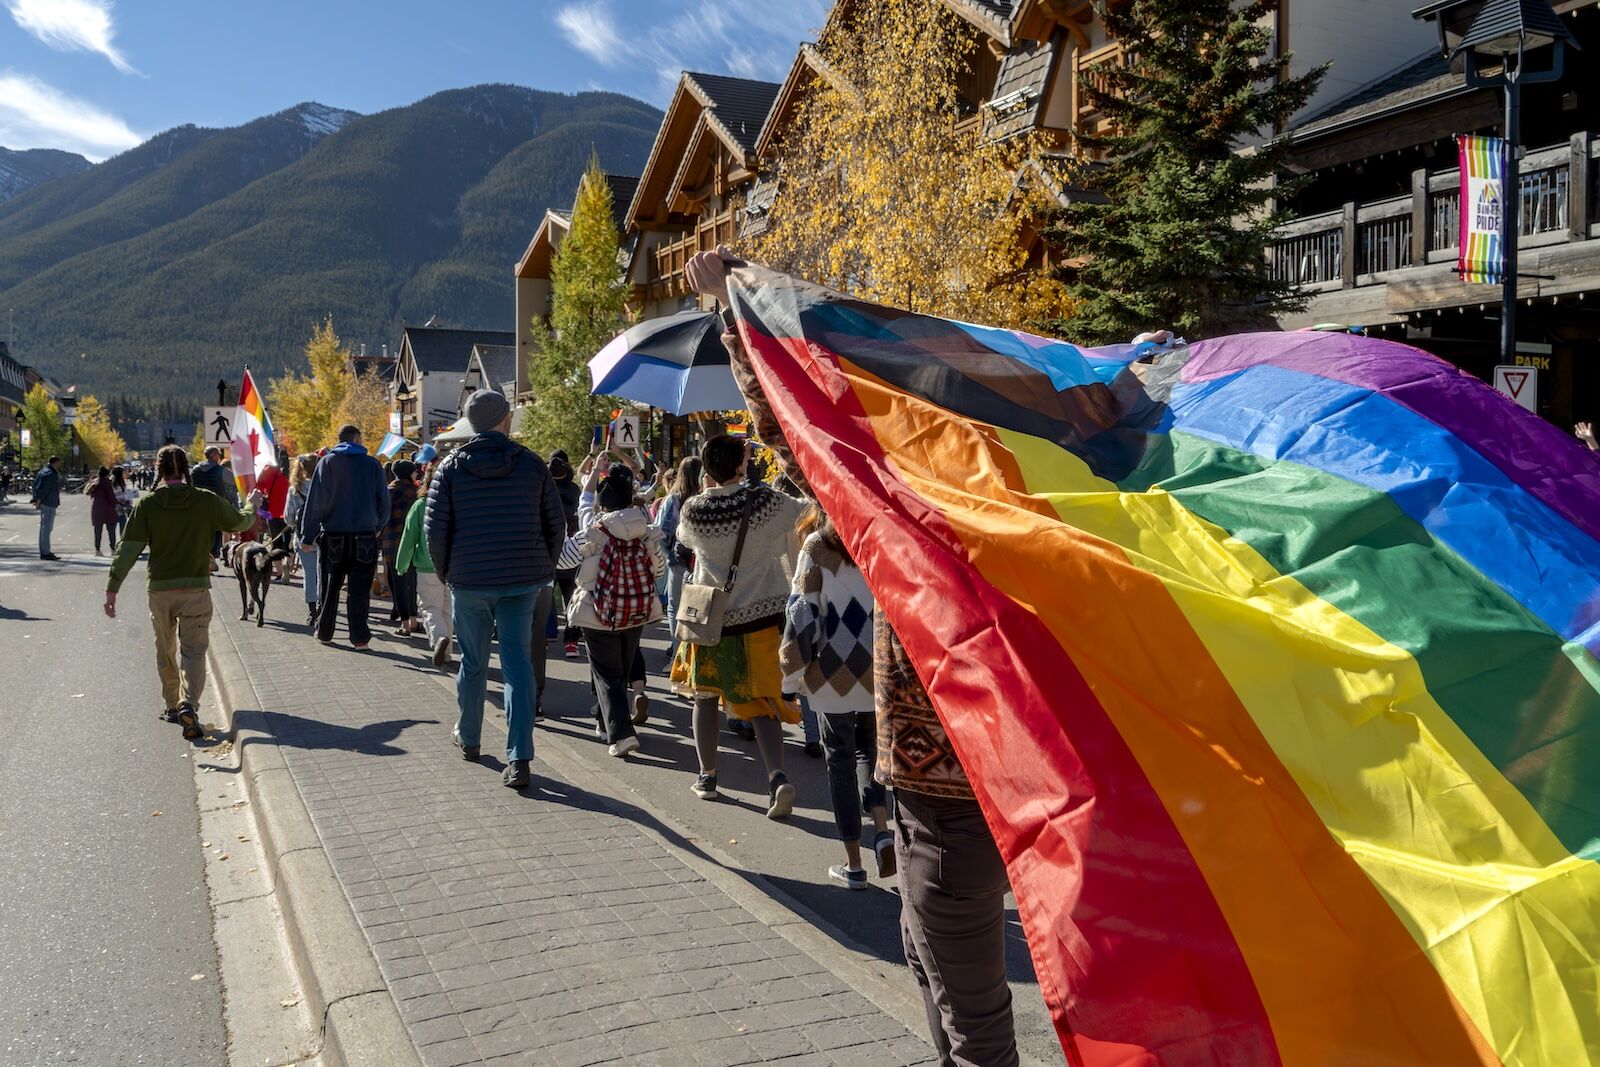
[1457,134,1506,285]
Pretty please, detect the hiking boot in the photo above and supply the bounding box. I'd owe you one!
[803,741,824,758]
[829,865,868,891]
[451,727,479,761]
[873,830,897,879]
[431,636,451,668]
[608,736,640,759]
[691,773,719,800]
[766,773,796,820]
[159,707,182,724]
[631,693,649,725]
[176,704,203,741]
[502,760,531,788]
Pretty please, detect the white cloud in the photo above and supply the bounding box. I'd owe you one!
[556,0,830,101]
[0,70,142,159]
[6,0,136,74]
[556,2,629,68]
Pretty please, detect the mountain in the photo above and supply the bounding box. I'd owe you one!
[0,86,660,411]
[0,147,91,204]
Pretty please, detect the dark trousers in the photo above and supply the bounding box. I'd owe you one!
[555,571,578,641]
[531,583,553,707]
[93,521,117,553]
[895,789,1018,1067]
[820,711,885,842]
[315,533,379,645]
[386,558,417,619]
[581,626,643,744]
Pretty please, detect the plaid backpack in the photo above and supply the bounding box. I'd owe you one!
[593,529,656,628]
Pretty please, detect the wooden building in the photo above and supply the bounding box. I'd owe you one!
[393,326,513,443]
[1269,3,1598,429]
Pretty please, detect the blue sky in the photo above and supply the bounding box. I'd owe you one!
[0,0,831,160]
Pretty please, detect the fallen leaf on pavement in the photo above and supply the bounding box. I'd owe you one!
[151,811,162,817]
[190,974,205,981]
[279,995,300,1009]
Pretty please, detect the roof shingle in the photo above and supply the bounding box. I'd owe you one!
[685,72,783,158]
[404,327,515,374]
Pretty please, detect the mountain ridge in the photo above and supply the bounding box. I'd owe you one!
[0,86,659,412]
[0,147,92,205]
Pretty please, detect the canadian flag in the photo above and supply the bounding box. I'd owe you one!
[231,368,277,499]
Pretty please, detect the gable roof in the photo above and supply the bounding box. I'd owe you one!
[985,33,1058,140]
[402,327,515,374]
[469,344,517,394]
[603,175,639,233]
[941,0,1019,46]
[626,72,781,229]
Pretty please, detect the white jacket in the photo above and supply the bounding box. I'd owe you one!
[561,505,667,631]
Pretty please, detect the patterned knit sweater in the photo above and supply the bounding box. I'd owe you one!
[676,481,805,634]
[875,619,972,799]
[778,533,874,716]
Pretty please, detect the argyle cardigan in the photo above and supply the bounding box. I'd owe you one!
[778,532,874,717]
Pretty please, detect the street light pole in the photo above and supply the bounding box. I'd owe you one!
[1500,48,1520,365]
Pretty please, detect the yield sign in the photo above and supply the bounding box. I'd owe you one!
[1493,365,1538,412]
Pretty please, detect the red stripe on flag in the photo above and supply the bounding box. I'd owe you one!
[739,325,1279,1064]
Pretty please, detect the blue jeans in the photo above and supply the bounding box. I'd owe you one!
[800,694,821,746]
[298,547,319,604]
[37,505,55,555]
[452,582,547,763]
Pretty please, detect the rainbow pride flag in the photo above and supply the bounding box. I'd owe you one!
[727,265,1600,1066]
[1459,134,1507,285]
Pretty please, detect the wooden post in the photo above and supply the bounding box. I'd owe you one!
[1341,201,1359,288]
[1569,131,1591,242]
[1410,168,1429,265]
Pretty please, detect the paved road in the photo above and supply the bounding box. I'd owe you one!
[0,495,226,1065]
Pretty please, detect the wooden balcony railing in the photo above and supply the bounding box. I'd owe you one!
[1267,133,1594,290]
[1070,41,1133,138]
[649,207,742,301]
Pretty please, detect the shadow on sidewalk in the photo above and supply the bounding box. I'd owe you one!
[212,708,439,766]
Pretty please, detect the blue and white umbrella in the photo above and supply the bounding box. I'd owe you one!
[587,310,744,416]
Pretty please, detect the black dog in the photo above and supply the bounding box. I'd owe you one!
[235,530,293,626]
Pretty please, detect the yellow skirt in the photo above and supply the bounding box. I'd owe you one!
[671,625,801,723]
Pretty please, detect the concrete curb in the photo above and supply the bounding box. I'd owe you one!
[207,621,420,1067]
[419,668,1057,1067]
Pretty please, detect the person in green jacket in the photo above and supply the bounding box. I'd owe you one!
[396,474,452,669]
[105,444,261,739]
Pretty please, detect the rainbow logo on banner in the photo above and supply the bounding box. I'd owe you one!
[728,264,1600,1066]
[1458,134,1506,284]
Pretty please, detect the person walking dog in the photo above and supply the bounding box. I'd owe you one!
[105,445,261,740]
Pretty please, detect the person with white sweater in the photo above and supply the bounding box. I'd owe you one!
[780,510,892,889]
[672,433,805,817]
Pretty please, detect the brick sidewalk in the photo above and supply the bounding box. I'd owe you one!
[210,596,936,1067]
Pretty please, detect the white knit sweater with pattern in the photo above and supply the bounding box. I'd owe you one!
[676,481,805,634]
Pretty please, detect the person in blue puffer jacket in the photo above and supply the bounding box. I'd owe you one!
[425,390,566,789]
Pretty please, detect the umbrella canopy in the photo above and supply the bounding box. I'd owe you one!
[588,310,745,415]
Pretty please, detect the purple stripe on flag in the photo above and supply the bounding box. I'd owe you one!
[1182,331,1600,545]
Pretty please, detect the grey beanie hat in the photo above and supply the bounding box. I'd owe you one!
[464,389,510,433]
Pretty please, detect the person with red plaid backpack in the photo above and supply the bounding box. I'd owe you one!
[562,466,667,757]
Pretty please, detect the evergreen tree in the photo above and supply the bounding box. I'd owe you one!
[18,384,71,470]
[522,155,626,458]
[1047,0,1325,344]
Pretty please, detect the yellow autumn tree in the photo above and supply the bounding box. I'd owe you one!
[269,318,383,453]
[74,395,126,467]
[755,0,1067,329]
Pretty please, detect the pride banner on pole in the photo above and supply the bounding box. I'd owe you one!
[1458,134,1506,284]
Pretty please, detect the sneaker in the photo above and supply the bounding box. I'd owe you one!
[564,641,579,658]
[691,773,719,800]
[176,704,203,741]
[306,604,319,626]
[594,718,606,741]
[351,642,370,651]
[501,760,531,788]
[873,830,897,879]
[451,727,479,761]
[803,741,824,758]
[608,735,640,759]
[40,553,60,561]
[766,773,796,820]
[431,636,451,668]
[631,693,649,725]
[829,865,868,890]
